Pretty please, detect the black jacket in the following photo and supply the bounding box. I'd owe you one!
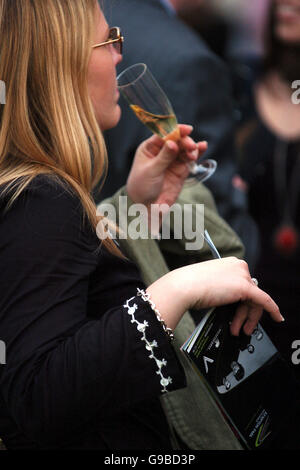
[0,175,185,449]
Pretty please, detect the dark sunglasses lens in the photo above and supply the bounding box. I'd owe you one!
[109,28,122,54]
[116,41,122,54]
[109,28,119,40]
[112,40,122,54]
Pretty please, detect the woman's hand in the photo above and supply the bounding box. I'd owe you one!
[146,257,284,336]
[126,124,208,207]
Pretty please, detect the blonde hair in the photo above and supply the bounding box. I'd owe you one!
[0,0,121,256]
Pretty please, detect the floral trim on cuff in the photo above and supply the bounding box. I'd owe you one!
[124,296,173,393]
[137,288,174,341]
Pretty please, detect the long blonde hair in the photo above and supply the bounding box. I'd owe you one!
[0,0,121,255]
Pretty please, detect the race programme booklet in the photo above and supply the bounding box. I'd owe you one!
[181,304,298,449]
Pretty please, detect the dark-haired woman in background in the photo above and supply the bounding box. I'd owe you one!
[236,0,300,448]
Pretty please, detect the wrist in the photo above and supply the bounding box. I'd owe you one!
[137,288,174,341]
[146,270,189,331]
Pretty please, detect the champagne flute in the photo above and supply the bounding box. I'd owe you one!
[117,63,217,183]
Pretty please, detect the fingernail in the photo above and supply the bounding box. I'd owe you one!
[278,311,285,321]
[191,148,199,158]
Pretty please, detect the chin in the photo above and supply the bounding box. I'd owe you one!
[100,106,122,131]
[276,25,300,44]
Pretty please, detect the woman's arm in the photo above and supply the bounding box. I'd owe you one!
[146,257,283,336]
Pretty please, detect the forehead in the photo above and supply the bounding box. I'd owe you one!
[94,3,109,38]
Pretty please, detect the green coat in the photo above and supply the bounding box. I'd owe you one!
[101,182,244,450]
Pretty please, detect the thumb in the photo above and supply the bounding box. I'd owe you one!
[154,140,179,172]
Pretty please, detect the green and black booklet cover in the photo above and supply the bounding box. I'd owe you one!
[181,304,298,449]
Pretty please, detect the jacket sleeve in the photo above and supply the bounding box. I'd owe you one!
[0,177,185,446]
[101,185,244,276]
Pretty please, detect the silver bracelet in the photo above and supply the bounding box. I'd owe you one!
[137,288,175,342]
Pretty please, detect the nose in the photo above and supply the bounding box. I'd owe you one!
[111,45,122,66]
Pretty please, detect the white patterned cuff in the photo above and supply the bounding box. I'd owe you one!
[124,295,173,393]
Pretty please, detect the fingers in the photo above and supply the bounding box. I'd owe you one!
[148,137,199,173]
[178,124,194,137]
[142,135,191,175]
[160,139,206,172]
[245,285,283,323]
[231,284,284,337]
[177,124,207,157]
[243,304,264,336]
[198,141,208,153]
[153,139,180,172]
[142,124,207,162]
[178,136,207,162]
[230,303,248,336]
[144,124,194,152]
[143,135,166,158]
[230,302,264,337]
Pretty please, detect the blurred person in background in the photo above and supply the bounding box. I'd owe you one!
[173,0,231,59]
[220,0,270,62]
[176,0,272,127]
[102,0,259,271]
[177,0,271,62]
[235,0,300,427]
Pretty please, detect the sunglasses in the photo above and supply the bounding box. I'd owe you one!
[92,26,124,55]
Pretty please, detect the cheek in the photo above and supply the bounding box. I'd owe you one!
[88,56,104,97]
[87,60,107,112]
[88,55,116,102]
[87,61,121,130]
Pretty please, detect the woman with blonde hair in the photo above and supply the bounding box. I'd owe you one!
[0,0,282,449]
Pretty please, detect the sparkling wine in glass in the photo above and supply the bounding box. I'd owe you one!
[117,63,217,182]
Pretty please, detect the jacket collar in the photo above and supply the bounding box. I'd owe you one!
[157,0,176,16]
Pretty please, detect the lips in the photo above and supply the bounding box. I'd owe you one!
[276,2,300,22]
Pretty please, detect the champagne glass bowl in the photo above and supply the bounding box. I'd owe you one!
[117,63,217,183]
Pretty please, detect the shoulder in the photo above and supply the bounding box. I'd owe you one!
[24,173,78,200]
[0,174,85,240]
[0,173,80,212]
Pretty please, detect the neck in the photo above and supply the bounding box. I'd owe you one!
[265,71,292,98]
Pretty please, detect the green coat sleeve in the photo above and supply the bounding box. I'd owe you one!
[98,183,244,450]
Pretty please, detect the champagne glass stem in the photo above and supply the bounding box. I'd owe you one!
[203,230,221,259]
